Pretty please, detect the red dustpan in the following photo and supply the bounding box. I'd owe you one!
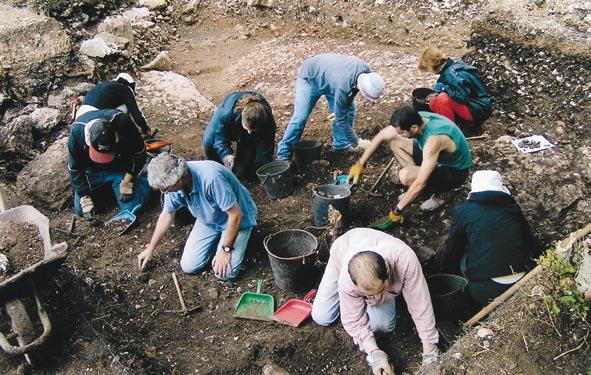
[272,289,317,327]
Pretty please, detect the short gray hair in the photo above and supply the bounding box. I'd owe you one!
[147,153,187,190]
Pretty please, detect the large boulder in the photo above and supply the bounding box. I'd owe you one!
[30,107,63,134]
[0,115,34,156]
[80,32,131,58]
[97,15,135,48]
[0,4,72,98]
[16,137,70,210]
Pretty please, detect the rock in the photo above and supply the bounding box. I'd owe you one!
[79,33,130,58]
[413,245,435,262]
[97,16,135,47]
[0,4,72,98]
[477,327,494,339]
[575,239,591,300]
[16,137,71,210]
[0,252,8,273]
[141,51,173,71]
[30,107,62,134]
[0,115,33,155]
[203,287,220,300]
[122,7,154,28]
[420,196,445,211]
[139,0,167,11]
[47,83,96,109]
[247,0,275,7]
[182,0,201,14]
[262,363,290,375]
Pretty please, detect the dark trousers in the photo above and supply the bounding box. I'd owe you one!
[204,138,262,180]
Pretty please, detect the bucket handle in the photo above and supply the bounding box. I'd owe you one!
[259,174,270,186]
[263,234,272,249]
[256,279,263,294]
[302,289,317,303]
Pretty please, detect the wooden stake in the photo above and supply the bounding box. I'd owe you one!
[370,157,396,192]
[171,272,188,312]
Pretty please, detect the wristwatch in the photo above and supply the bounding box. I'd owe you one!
[221,245,234,253]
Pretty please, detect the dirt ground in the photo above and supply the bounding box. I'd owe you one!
[0,222,44,282]
[0,2,588,375]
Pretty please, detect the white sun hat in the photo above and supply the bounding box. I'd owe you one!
[357,72,385,102]
[469,170,510,196]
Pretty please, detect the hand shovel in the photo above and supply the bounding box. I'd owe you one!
[233,279,275,321]
[105,204,141,235]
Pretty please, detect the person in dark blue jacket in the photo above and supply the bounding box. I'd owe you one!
[203,91,276,179]
[418,47,492,129]
[67,108,151,220]
[442,170,541,305]
[77,73,152,135]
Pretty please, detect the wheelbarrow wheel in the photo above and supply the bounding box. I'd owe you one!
[5,299,44,367]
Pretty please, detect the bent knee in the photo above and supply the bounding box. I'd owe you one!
[179,258,207,275]
[311,306,339,327]
[398,168,414,186]
[370,319,396,333]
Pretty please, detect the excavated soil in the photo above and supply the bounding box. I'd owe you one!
[0,221,44,282]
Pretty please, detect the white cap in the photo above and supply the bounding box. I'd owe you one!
[357,72,385,102]
[113,73,135,85]
[469,170,510,196]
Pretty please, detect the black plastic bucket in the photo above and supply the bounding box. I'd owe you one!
[256,161,293,199]
[426,274,469,321]
[264,229,318,292]
[293,140,322,170]
[412,87,435,112]
[312,184,351,227]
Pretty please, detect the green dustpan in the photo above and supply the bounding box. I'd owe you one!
[233,279,275,321]
[369,215,394,230]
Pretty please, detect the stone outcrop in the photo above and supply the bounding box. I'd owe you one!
[0,4,72,99]
[16,137,70,210]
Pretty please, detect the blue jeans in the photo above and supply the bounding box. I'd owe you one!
[276,78,358,160]
[73,169,151,215]
[180,221,252,281]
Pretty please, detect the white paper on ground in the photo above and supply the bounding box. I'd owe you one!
[511,135,555,154]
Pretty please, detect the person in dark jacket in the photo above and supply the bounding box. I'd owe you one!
[203,91,276,179]
[67,108,152,220]
[442,170,540,305]
[418,47,492,129]
[77,73,152,135]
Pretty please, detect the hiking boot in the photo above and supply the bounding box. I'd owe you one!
[332,145,363,155]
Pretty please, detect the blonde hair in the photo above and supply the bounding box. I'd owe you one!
[418,46,448,73]
[235,95,268,130]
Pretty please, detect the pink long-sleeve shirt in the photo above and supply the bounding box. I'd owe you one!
[327,228,438,354]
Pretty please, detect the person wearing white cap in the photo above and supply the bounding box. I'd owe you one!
[276,53,385,161]
[77,73,152,135]
[442,170,541,305]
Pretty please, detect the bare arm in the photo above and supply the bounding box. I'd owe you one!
[396,136,444,211]
[358,126,398,166]
[138,210,174,269]
[222,203,243,247]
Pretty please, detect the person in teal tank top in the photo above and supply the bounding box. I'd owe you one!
[348,106,471,225]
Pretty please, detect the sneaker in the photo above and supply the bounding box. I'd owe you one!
[357,138,371,150]
[332,145,363,154]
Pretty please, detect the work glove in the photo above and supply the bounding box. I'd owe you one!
[80,195,95,221]
[388,209,405,224]
[119,173,134,202]
[348,162,365,185]
[366,350,395,375]
[422,343,440,366]
[223,154,235,170]
[434,82,446,92]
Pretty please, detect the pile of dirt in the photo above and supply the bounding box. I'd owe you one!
[0,221,44,281]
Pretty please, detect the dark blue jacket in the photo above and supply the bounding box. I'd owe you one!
[67,109,147,196]
[436,59,492,124]
[83,82,150,132]
[203,91,276,164]
[443,191,540,281]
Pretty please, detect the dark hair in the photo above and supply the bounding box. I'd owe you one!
[348,251,389,286]
[389,106,422,131]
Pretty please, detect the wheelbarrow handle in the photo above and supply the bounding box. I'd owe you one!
[256,279,263,294]
[302,289,317,303]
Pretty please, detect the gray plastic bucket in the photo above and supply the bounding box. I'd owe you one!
[293,140,322,170]
[412,87,435,112]
[313,184,351,227]
[426,274,469,321]
[264,229,318,292]
[256,161,293,199]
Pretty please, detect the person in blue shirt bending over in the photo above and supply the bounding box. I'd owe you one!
[203,91,276,180]
[137,153,257,281]
[276,53,386,161]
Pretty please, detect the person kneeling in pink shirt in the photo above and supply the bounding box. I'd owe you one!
[311,228,439,374]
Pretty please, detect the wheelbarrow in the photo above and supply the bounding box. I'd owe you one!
[232,279,274,321]
[272,289,317,327]
[0,205,68,367]
[105,204,141,235]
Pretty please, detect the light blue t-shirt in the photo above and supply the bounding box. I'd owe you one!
[163,161,257,231]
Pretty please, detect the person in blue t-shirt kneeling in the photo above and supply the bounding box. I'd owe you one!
[137,153,257,281]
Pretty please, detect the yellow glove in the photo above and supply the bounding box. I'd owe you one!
[348,162,365,185]
[388,209,405,224]
[120,173,134,202]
